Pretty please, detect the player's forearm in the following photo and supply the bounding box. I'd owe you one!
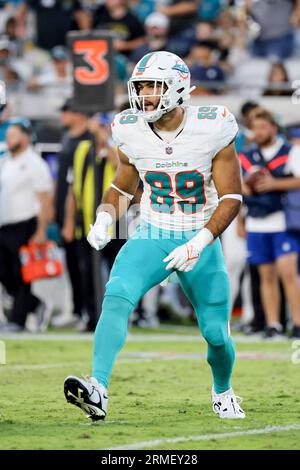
[117,37,145,52]
[205,199,242,239]
[272,177,300,191]
[36,211,48,235]
[96,187,130,222]
[36,192,52,234]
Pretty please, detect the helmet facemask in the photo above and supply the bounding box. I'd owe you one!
[128,77,184,123]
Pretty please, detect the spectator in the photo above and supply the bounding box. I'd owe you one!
[4,16,24,56]
[188,40,226,95]
[287,126,300,278]
[130,0,156,22]
[156,0,197,57]
[0,102,15,159]
[0,1,24,35]
[62,112,120,332]
[93,0,145,56]
[158,0,198,36]
[236,101,288,336]
[234,101,269,336]
[198,0,224,22]
[27,45,72,98]
[248,0,300,59]
[19,1,90,51]
[54,98,91,326]
[129,12,190,63]
[235,100,259,153]
[215,8,249,70]
[263,62,292,97]
[194,20,215,42]
[0,34,30,91]
[239,108,300,338]
[0,118,53,332]
[0,35,15,82]
[129,12,171,64]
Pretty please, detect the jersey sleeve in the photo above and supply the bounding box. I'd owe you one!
[111,113,123,148]
[213,107,239,158]
[111,111,138,164]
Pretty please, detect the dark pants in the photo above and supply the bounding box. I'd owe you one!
[0,217,41,327]
[252,32,294,60]
[76,237,125,330]
[63,239,83,316]
[76,238,97,329]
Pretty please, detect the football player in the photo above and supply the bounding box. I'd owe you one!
[64,51,245,420]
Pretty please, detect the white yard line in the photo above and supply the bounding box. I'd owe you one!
[0,350,290,372]
[0,333,94,341]
[120,351,289,360]
[0,332,292,343]
[1,361,88,371]
[105,424,300,450]
[0,359,150,371]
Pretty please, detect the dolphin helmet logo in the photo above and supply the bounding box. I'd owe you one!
[172,63,189,77]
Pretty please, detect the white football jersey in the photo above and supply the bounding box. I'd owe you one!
[111,105,238,231]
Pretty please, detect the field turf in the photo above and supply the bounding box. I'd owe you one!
[0,327,299,450]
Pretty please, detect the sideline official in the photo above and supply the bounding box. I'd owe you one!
[0,119,53,332]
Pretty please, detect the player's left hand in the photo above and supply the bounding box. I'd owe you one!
[163,228,214,272]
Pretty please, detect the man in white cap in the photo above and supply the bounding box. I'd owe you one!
[129,12,170,64]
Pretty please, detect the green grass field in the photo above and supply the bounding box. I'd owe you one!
[0,327,299,450]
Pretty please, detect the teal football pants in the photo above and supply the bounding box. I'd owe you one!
[93,222,235,394]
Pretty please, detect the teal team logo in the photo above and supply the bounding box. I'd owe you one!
[135,53,155,76]
[172,62,189,80]
[172,63,189,75]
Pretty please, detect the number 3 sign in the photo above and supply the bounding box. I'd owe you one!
[68,31,115,113]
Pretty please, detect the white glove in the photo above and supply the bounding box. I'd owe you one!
[87,211,113,251]
[163,228,214,272]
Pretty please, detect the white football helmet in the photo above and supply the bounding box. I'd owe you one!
[128,51,194,123]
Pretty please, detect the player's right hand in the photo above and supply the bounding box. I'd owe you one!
[87,211,113,251]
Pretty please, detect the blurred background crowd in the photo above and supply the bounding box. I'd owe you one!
[0,0,300,339]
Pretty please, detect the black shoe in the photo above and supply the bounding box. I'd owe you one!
[64,375,107,421]
[290,325,300,338]
[263,325,284,339]
[77,322,96,333]
[0,322,24,333]
[243,322,264,335]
